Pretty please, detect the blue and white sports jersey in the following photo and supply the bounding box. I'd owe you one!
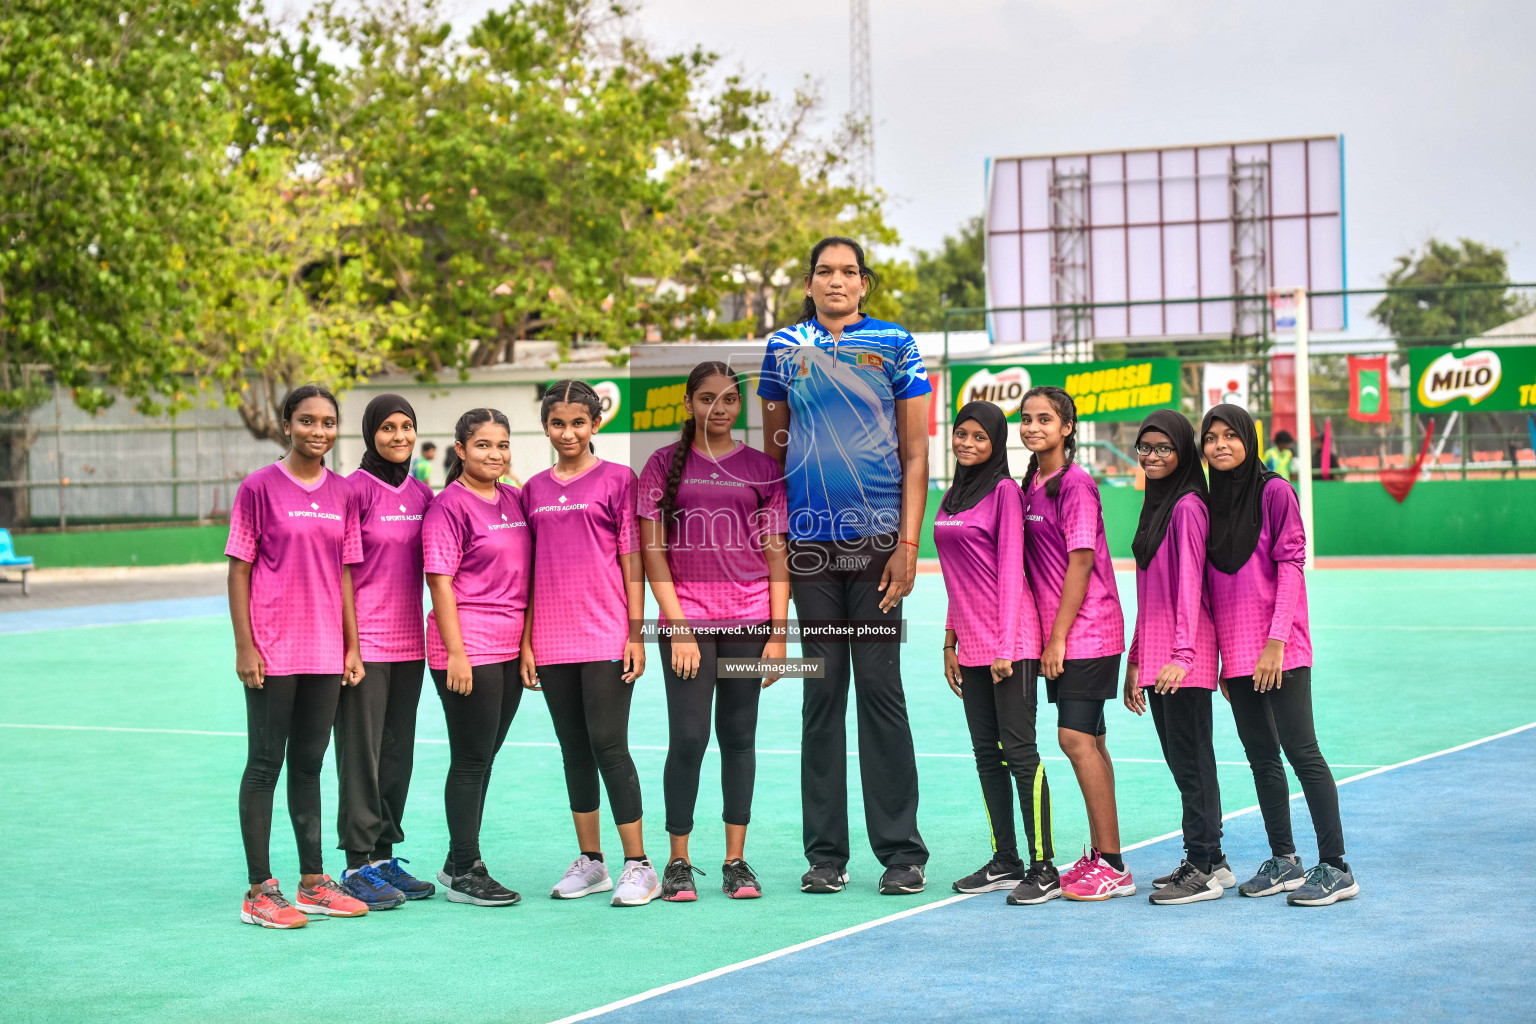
[757,315,932,542]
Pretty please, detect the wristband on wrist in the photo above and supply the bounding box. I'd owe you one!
[943,644,956,651]
[899,539,919,549]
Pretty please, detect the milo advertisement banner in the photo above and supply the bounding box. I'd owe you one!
[1409,345,1536,412]
[950,357,1181,422]
[545,376,744,432]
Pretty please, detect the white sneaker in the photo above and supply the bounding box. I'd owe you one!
[610,858,661,907]
[551,854,613,900]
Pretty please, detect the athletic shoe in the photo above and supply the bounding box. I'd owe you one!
[1239,854,1307,897]
[721,859,762,899]
[340,865,407,909]
[1006,863,1062,905]
[1154,857,1236,889]
[241,880,308,929]
[448,861,520,907]
[551,854,614,900]
[952,853,1025,894]
[661,858,704,902]
[296,875,369,917]
[878,864,927,895]
[611,859,661,907]
[801,863,849,893]
[1062,856,1136,901]
[1059,847,1097,888]
[1287,863,1359,907]
[374,857,435,900]
[1149,860,1223,905]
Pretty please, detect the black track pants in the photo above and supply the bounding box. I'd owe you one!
[959,661,1054,864]
[1148,686,1223,865]
[335,659,425,867]
[240,674,342,885]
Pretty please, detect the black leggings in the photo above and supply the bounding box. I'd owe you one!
[335,659,424,868]
[540,660,643,825]
[658,629,768,836]
[1149,687,1223,865]
[240,674,342,885]
[431,661,524,875]
[1225,668,1345,862]
[959,662,1054,865]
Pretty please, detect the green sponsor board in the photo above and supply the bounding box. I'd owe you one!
[949,357,1181,422]
[1409,344,1536,412]
[544,376,744,432]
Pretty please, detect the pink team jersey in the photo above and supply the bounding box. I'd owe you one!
[421,481,530,670]
[347,469,434,662]
[225,461,363,676]
[1206,477,1312,678]
[1129,492,1219,689]
[524,459,639,665]
[1023,463,1125,659]
[933,479,1042,667]
[636,442,787,629]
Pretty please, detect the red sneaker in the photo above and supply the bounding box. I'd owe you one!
[296,875,369,917]
[241,880,308,929]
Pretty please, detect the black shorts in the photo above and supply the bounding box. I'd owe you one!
[1055,699,1107,737]
[1044,654,1121,703]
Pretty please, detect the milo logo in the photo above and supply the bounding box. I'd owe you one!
[592,380,623,424]
[959,366,1032,417]
[1417,350,1502,408]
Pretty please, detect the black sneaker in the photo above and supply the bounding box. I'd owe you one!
[952,853,1026,894]
[1154,857,1235,889]
[661,857,704,902]
[721,859,762,899]
[878,864,927,895]
[1006,862,1061,905]
[447,860,520,906]
[1239,854,1306,897]
[1149,859,1223,905]
[800,863,849,893]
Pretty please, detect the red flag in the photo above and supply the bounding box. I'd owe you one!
[1348,355,1391,423]
[928,374,939,437]
[1379,419,1435,503]
[1270,355,1296,441]
[1321,418,1332,480]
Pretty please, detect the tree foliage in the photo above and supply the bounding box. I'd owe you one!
[1371,238,1531,344]
[901,216,985,332]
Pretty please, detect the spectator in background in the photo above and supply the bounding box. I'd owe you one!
[414,442,437,486]
[1263,431,1295,482]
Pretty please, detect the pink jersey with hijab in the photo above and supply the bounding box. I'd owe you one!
[1206,477,1312,678]
[934,479,1041,666]
[1129,492,1219,689]
[347,469,434,662]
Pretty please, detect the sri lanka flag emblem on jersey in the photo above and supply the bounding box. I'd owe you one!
[797,355,810,377]
[857,353,884,368]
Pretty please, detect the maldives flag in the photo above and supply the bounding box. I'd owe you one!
[1349,355,1391,422]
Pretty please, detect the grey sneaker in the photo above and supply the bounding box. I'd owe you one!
[1239,855,1306,897]
[551,854,614,900]
[1149,860,1223,905]
[1154,857,1235,888]
[1287,863,1359,906]
[611,858,661,907]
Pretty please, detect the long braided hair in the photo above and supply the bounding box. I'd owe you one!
[540,379,604,454]
[657,361,744,528]
[1019,385,1078,499]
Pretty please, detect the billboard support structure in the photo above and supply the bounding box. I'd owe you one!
[1231,158,1270,340]
[1049,169,1090,355]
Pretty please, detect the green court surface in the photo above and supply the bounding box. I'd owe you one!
[1,569,1533,1024]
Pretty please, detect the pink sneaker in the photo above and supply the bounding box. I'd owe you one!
[1062,856,1137,902]
[1059,848,1097,888]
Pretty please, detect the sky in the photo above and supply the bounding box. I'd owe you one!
[346,0,1536,288]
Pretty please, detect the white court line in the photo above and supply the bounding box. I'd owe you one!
[547,719,1536,1024]
[0,726,1384,769]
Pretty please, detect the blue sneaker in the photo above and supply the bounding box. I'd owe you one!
[373,857,436,900]
[1238,855,1306,897]
[340,864,407,909]
[1287,863,1359,906]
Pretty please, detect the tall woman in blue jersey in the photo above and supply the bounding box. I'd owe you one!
[757,236,931,897]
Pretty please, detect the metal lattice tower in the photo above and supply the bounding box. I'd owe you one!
[1049,169,1091,353]
[849,0,874,189]
[1229,157,1270,340]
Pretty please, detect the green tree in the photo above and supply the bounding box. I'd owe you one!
[901,216,985,332]
[1371,238,1532,345]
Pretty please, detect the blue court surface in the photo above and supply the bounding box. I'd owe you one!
[579,725,1536,1024]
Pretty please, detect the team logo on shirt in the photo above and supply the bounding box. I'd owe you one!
[857,353,884,368]
[379,502,423,523]
[797,355,810,377]
[288,499,341,521]
[531,493,589,514]
[934,520,964,526]
[488,512,525,531]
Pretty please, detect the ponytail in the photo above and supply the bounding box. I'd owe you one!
[1019,386,1078,499]
[656,361,744,527]
[445,407,511,486]
[540,379,604,454]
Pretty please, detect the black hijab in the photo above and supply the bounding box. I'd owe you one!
[1202,402,1280,575]
[1130,410,1207,571]
[942,401,1012,515]
[358,393,418,487]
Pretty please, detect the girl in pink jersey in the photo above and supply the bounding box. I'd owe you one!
[524,381,658,907]
[937,401,1060,906]
[638,362,790,903]
[1202,404,1357,907]
[333,394,437,909]
[1018,386,1133,902]
[228,384,369,929]
[423,408,531,908]
[1121,410,1230,905]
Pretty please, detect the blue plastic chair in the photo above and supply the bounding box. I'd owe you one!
[0,528,33,596]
